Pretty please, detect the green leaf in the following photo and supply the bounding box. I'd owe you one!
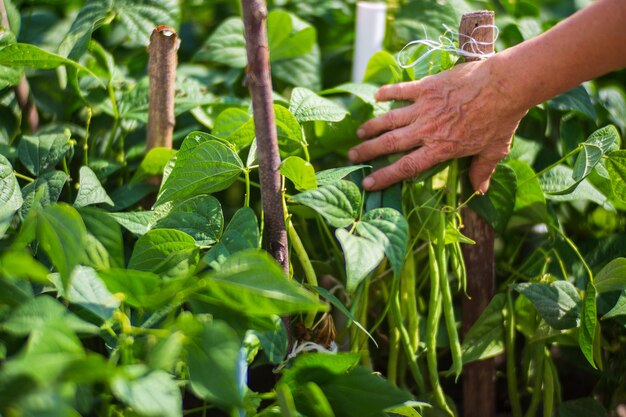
[585,125,621,154]
[251,316,288,364]
[187,320,246,409]
[0,43,99,79]
[602,290,626,319]
[275,104,305,156]
[462,293,506,364]
[549,86,597,120]
[112,368,182,417]
[20,170,68,218]
[316,166,370,187]
[336,228,385,293]
[203,207,259,266]
[156,136,244,206]
[595,257,626,293]
[212,108,255,150]
[579,283,597,369]
[98,268,184,309]
[290,180,361,228]
[0,250,50,283]
[606,150,626,202]
[130,147,177,185]
[109,183,157,211]
[36,203,87,286]
[79,207,125,268]
[363,51,402,85]
[356,208,408,277]
[320,367,412,417]
[273,43,321,90]
[201,250,327,316]
[1,296,98,336]
[289,87,348,123]
[151,195,223,246]
[128,228,198,278]
[300,382,335,417]
[67,266,120,320]
[512,281,581,330]
[58,0,113,64]
[193,17,246,68]
[506,159,548,223]
[0,154,22,234]
[321,82,391,116]
[18,131,71,176]
[268,11,315,61]
[281,156,317,191]
[540,165,611,209]
[74,166,114,208]
[279,352,361,388]
[469,163,517,234]
[112,0,180,46]
[108,211,153,236]
[572,144,603,183]
[559,398,608,417]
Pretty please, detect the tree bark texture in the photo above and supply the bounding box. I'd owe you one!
[0,1,39,132]
[147,25,179,150]
[241,0,289,274]
[459,10,496,417]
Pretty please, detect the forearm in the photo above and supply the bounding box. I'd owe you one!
[490,0,626,112]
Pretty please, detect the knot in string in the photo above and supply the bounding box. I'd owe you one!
[397,23,499,69]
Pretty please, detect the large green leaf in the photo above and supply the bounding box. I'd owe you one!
[579,283,597,369]
[67,266,120,320]
[559,398,608,417]
[79,207,125,268]
[112,0,181,46]
[187,320,246,409]
[108,211,153,236]
[336,228,385,293]
[512,281,581,330]
[151,195,223,246]
[268,11,315,61]
[20,171,67,218]
[540,165,611,209]
[275,104,305,156]
[1,296,98,336]
[212,108,255,150]
[193,17,246,68]
[290,180,361,228]
[280,156,317,191]
[572,144,602,183]
[58,0,113,62]
[506,159,548,223]
[74,166,114,208]
[363,51,402,85]
[18,131,71,176]
[595,258,626,293]
[112,368,182,417]
[0,43,98,78]
[549,86,597,120]
[289,87,348,123]
[200,250,327,316]
[128,229,198,278]
[356,208,408,277]
[203,207,259,266]
[98,268,185,309]
[462,293,506,364]
[602,290,626,319]
[606,150,626,202]
[469,163,517,234]
[36,203,87,286]
[130,147,177,185]
[0,154,22,234]
[156,136,244,206]
[316,165,370,187]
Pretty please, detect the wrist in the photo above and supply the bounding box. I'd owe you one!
[485,52,533,118]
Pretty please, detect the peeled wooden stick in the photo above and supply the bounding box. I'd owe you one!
[146,25,179,150]
[241,0,289,274]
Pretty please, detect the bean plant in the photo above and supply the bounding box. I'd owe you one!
[1,1,626,417]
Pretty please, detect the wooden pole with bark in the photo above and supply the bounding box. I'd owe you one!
[459,11,496,417]
[0,2,39,132]
[241,0,289,274]
[146,25,179,150]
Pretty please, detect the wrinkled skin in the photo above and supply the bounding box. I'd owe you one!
[348,59,527,194]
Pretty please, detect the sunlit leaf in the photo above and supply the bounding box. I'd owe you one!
[336,228,385,293]
[290,180,361,228]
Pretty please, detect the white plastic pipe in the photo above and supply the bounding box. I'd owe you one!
[352,2,387,83]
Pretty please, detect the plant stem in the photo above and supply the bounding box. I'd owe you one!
[241,0,289,274]
[505,292,523,417]
[244,168,251,207]
[287,219,319,327]
[14,171,34,182]
[524,344,546,417]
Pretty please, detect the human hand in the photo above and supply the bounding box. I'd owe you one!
[348,59,528,194]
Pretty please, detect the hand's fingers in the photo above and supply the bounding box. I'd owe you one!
[468,154,499,195]
[362,146,445,191]
[357,105,416,139]
[348,125,422,163]
[376,80,423,102]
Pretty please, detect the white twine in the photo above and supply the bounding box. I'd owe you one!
[397,24,499,69]
[274,340,338,372]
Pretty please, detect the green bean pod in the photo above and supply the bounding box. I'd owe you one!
[401,253,419,353]
[426,241,453,416]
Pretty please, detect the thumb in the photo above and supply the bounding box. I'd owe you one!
[468,153,500,195]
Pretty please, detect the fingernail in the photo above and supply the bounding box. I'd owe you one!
[363,177,375,189]
[356,129,365,138]
[348,150,359,162]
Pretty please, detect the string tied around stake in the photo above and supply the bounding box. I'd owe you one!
[397,23,499,69]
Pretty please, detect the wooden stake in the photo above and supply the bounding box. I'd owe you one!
[241,0,289,274]
[147,25,179,150]
[459,10,496,417]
